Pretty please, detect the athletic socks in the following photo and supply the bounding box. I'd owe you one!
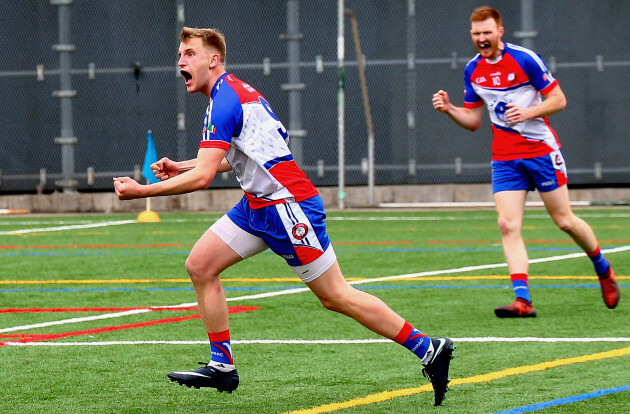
[511,273,531,303]
[510,247,608,302]
[394,321,434,365]
[208,330,235,369]
[587,246,610,275]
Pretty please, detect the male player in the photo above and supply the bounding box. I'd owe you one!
[432,6,619,317]
[114,27,454,405]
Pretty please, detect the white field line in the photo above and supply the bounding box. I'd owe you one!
[0,289,312,333]
[379,201,593,208]
[0,219,136,235]
[2,212,629,227]
[327,212,630,220]
[0,309,152,333]
[2,216,629,336]
[351,245,630,285]
[5,337,630,347]
[2,246,629,334]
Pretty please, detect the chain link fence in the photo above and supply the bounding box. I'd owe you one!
[2,0,629,198]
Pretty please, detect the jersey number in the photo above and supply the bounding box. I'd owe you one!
[260,96,289,140]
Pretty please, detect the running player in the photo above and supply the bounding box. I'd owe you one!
[114,27,454,406]
[432,6,619,317]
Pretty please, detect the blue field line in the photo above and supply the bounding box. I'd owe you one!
[0,246,586,257]
[1,284,627,293]
[495,383,630,413]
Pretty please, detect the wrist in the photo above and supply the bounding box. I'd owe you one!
[177,160,194,173]
[139,183,153,198]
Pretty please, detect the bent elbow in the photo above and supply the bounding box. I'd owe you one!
[198,176,213,189]
[190,169,214,190]
[469,121,482,132]
[559,98,567,111]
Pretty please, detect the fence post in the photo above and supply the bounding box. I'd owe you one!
[51,0,78,193]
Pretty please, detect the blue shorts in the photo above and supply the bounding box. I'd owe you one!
[492,150,568,194]
[226,195,331,267]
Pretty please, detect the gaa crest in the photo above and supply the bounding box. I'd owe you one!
[292,223,309,240]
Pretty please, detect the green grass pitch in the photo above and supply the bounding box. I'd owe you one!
[1,208,629,413]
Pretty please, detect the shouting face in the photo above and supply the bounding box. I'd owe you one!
[470,17,504,60]
[177,37,220,97]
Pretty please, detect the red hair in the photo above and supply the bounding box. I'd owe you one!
[470,6,502,27]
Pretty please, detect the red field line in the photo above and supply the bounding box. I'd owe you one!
[428,239,630,244]
[1,315,202,343]
[334,241,413,245]
[0,306,201,313]
[1,241,414,249]
[0,243,191,249]
[0,306,258,346]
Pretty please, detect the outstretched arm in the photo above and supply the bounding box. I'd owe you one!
[113,147,227,200]
[151,156,232,181]
[432,90,484,131]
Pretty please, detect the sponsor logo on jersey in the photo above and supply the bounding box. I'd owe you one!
[241,82,256,93]
[508,73,516,82]
[475,76,487,83]
[292,223,309,240]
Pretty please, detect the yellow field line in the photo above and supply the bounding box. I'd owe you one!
[284,346,630,414]
[0,275,627,285]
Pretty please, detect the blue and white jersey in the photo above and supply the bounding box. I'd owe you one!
[200,73,318,208]
[463,43,561,161]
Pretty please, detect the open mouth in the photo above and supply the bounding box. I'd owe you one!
[181,70,192,84]
[479,42,491,50]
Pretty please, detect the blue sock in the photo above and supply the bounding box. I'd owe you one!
[511,273,531,303]
[208,330,234,366]
[587,246,609,275]
[394,321,431,360]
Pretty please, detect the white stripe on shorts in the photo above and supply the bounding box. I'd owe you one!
[274,202,324,251]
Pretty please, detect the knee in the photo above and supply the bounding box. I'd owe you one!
[318,296,342,313]
[318,290,352,314]
[497,216,519,236]
[553,215,575,234]
[184,256,201,280]
[185,255,217,283]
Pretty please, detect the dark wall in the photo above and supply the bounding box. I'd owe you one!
[1,0,628,192]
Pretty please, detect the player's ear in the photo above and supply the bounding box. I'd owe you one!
[209,54,219,69]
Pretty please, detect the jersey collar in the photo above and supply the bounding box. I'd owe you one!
[211,73,229,99]
[485,42,506,64]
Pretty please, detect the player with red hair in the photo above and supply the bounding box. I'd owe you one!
[432,6,619,317]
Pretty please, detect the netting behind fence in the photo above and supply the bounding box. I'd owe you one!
[1,0,629,196]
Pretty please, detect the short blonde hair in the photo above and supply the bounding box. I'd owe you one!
[179,27,226,63]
